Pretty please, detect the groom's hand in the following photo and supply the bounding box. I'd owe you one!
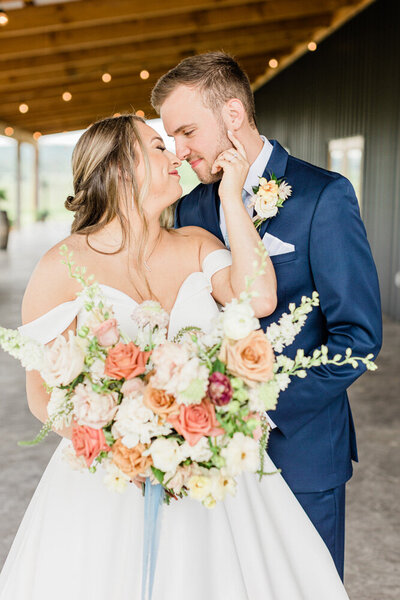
[212,130,249,203]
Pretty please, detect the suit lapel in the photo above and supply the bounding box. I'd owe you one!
[201,182,225,243]
[258,140,290,239]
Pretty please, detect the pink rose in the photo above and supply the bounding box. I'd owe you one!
[72,382,118,429]
[71,424,110,467]
[121,378,145,397]
[93,318,120,347]
[105,342,151,380]
[168,398,225,446]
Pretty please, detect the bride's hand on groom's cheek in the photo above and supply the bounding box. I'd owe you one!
[212,131,249,202]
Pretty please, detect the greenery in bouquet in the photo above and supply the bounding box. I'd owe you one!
[0,244,377,508]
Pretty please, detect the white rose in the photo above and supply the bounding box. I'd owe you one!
[72,382,118,429]
[221,432,259,476]
[149,437,183,473]
[222,301,259,340]
[253,193,278,219]
[181,437,213,462]
[42,331,85,387]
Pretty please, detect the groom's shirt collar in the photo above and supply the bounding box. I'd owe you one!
[243,136,273,197]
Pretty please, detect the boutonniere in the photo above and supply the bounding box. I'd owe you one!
[249,173,292,230]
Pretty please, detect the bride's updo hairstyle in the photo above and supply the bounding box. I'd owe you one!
[65,114,174,258]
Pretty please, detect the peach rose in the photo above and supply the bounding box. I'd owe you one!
[104,342,151,380]
[168,398,225,446]
[143,384,179,419]
[219,329,275,385]
[111,439,152,479]
[93,318,120,347]
[71,423,110,467]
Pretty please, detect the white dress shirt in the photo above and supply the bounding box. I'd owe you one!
[219,135,273,247]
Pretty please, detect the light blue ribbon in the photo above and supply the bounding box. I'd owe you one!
[141,478,164,600]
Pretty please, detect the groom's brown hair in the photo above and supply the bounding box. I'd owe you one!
[151,52,256,127]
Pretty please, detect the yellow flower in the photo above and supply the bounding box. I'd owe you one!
[187,475,212,501]
[203,494,217,509]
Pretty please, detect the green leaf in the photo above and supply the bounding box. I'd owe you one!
[211,358,226,374]
[150,466,165,484]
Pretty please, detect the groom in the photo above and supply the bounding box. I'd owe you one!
[151,52,382,579]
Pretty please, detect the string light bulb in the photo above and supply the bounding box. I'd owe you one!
[4,127,14,136]
[19,103,29,113]
[62,91,72,102]
[0,9,9,26]
[308,41,317,52]
[102,73,112,83]
[136,110,145,117]
[268,58,278,69]
[33,131,42,140]
[140,70,149,80]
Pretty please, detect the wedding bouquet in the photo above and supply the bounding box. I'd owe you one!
[0,245,376,509]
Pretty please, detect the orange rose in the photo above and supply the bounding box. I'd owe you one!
[219,329,275,385]
[111,439,152,479]
[143,384,179,419]
[104,342,151,380]
[71,424,110,467]
[168,398,225,446]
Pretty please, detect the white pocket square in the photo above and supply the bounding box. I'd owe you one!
[261,232,295,257]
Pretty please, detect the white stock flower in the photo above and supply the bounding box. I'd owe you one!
[112,395,171,448]
[181,437,213,462]
[72,382,118,429]
[221,300,259,341]
[275,373,291,391]
[47,387,72,429]
[221,433,260,476]
[42,331,85,387]
[148,437,183,473]
[103,459,130,493]
[89,358,106,382]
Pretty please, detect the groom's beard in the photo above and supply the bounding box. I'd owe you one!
[189,127,232,184]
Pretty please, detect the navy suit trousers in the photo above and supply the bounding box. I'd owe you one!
[294,485,346,581]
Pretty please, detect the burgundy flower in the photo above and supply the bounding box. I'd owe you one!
[207,372,233,406]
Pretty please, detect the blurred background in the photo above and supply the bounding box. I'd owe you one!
[0,0,399,598]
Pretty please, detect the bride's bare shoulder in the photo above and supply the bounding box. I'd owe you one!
[22,234,85,323]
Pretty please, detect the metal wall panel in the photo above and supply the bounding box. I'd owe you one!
[254,0,400,320]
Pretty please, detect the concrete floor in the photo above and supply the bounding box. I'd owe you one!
[0,223,399,599]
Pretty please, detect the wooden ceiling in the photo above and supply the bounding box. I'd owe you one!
[0,0,374,136]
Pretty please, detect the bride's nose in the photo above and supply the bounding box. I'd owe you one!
[169,152,181,169]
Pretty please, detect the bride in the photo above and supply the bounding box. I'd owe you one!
[0,114,349,599]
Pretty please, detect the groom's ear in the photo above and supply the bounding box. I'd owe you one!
[221,98,245,132]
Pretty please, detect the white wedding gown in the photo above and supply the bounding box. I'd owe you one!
[0,249,349,600]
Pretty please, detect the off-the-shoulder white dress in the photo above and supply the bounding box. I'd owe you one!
[0,250,349,600]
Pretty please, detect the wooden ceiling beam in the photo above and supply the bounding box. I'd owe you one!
[0,11,334,60]
[0,0,353,37]
[0,36,300,96]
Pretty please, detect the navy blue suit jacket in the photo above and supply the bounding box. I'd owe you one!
[175,140,382,493]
